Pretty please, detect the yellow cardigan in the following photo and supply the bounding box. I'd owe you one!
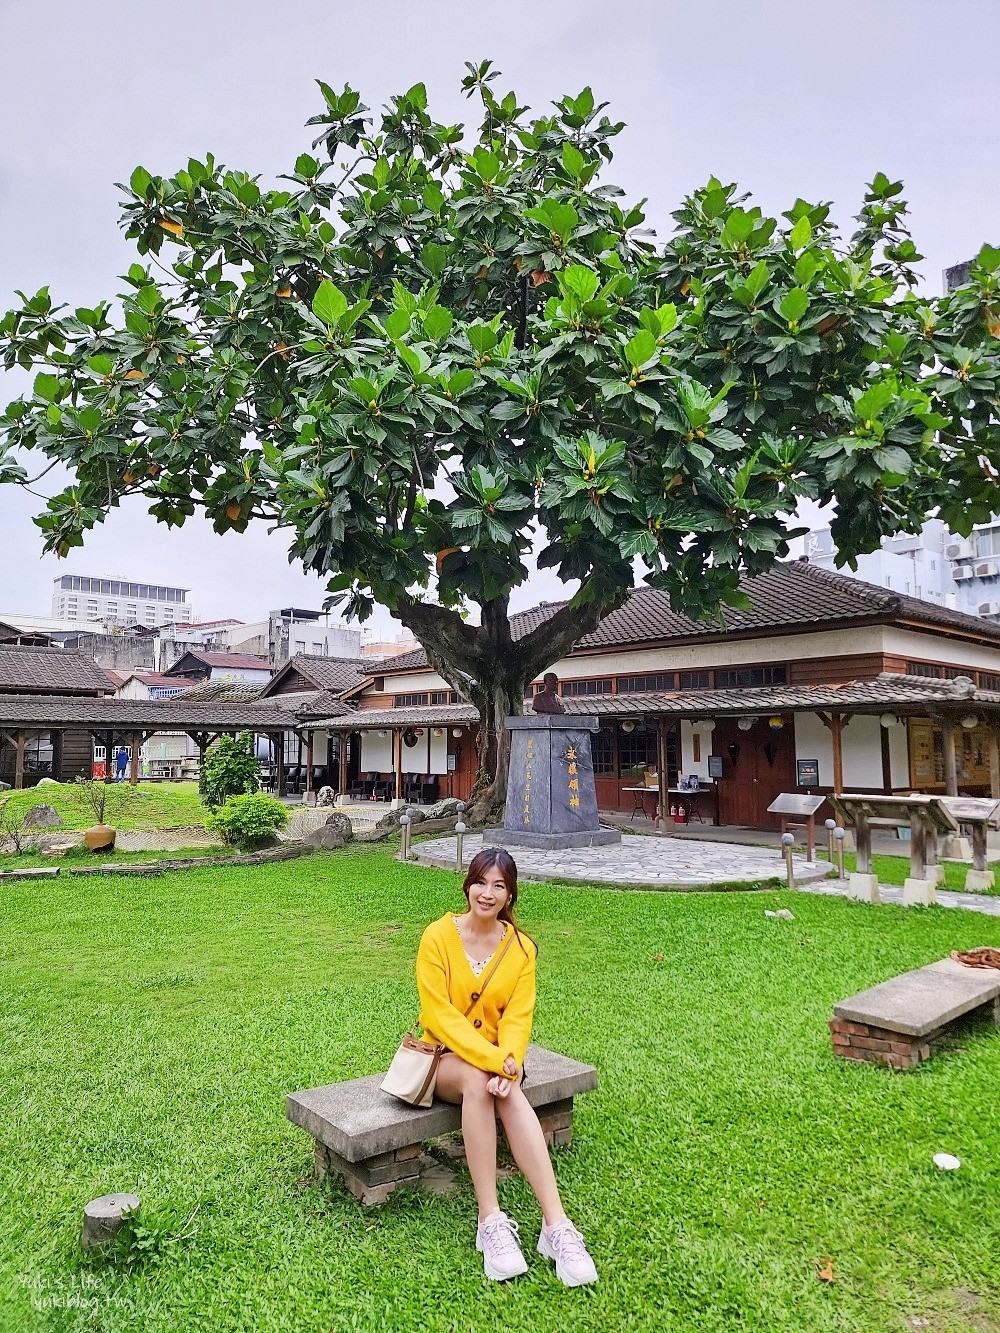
[416,913,537,1077]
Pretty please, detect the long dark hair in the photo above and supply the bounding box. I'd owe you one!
[461,847,536,957]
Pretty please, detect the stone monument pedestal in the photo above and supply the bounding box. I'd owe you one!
[489,715,620,851]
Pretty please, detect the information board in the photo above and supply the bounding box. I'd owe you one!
[796,758,820,788]
[708,754,724,779]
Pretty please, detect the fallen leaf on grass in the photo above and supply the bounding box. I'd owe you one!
[817,1259,834,1283]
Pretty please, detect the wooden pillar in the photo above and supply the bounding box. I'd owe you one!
[879,722,892,793]
[394,729,403,801]
[818,712,845,794]
[338,732,349,794]
[656,718,669,832]
[989,727,1000,800]
[941,715,958,796]
[276,733,286,797]
[305,731,314,797]
[104,731,115,784]
[129,732,142,785]
[13,730,26,790]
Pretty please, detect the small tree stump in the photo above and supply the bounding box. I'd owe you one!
[81,1193,140,1251]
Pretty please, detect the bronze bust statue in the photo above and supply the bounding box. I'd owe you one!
[531,672,566,714]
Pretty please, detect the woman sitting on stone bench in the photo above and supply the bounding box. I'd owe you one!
[416,846,598,1286]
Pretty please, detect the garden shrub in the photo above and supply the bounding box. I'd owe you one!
[205,792,288,850]
[198,731,259,810]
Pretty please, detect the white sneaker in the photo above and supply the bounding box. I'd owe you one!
[475,1209,529,1281]
[538,1218,598,1286]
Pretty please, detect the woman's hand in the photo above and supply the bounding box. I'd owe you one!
[502,1056,520,1080]
[486,1075,512,1098]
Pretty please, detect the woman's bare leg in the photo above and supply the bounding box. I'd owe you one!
[436,1054,500,1221]
[494,1084,566,1228]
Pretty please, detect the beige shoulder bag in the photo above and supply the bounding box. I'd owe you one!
[381,928,516,1108]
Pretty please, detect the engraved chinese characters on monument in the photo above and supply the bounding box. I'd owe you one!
[496,708,620,850]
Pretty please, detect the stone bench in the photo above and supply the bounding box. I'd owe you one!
[286,1044,597,1205]
[830,958,1000,1069]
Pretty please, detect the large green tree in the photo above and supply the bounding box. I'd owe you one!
[2,64,999,816]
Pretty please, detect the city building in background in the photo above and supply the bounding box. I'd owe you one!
[803,519,1000,623]
[51,574,193,628]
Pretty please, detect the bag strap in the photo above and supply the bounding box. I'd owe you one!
[408,924,518,1041]
[462,926,516,1017]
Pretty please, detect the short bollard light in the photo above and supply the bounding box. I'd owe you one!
[398,814,411,862]
[825,817,837,864]
[781,831,796,889]
[834,825,846,878]
[455,820,466,874]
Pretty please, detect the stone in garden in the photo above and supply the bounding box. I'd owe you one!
[316,785,336,807]
[323,811,354,841]
[81,1192,140,1251]
[38,832,84,855]
[402,805,425,823]
[22,804,63,829]
[423,798,461,819]
[36,777,59,786]
[0,780,10,791]
[305,825,345,850]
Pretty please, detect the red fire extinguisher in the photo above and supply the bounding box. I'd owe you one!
[675,802,688,825]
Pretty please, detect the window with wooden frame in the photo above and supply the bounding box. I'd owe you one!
[617,673,676,692]
[679,671,711,690]
[561,678,613,696]
[715,664,788,688]
[393,692,429,707]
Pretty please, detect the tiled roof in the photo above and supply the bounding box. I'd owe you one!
[186,651,273,670]
[132,673,197,688]
[0,645,114,695]
[311,673,1000,729]
[170,680,265,703]
[318,703,479,729]
[104,670,127,687]
[560,673,1000,717]
[284,689,354,718]
[0,694,294,728]
[377,562,1000,675]
[272,654,370,695]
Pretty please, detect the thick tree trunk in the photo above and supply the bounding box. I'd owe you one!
[393,581,630,824]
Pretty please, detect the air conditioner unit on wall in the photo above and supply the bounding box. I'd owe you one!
[953,566,974,580]
[945,540,973,560]
[979,601,1000,617]
[975,561,999,578]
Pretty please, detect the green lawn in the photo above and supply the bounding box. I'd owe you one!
[2,847,1000,1332]
[1,781,208,832]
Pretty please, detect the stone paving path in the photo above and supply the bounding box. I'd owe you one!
[413,832,830,888]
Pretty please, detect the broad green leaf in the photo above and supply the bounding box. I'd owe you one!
[624,329,658,367]
[976,243,1000,274]
[560,265,599,302]
[295,153,319,177]
[562,142,586,179]
[422,306,452,341]
[855,379,896,421]
[421,242,449,277]
[129,165,152,197]
[779,287,809,323]
[467,324,497,357]
[33,373,61,403]
[794,253,820,284]
[789,215,812,250]
[384,309,410,339]
[745,261,770,300]
[313,281,348,326]
[720,210,755,247]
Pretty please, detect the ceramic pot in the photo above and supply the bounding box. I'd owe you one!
[84,824,116,852]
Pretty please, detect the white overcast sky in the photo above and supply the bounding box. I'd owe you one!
[1,1,997,629]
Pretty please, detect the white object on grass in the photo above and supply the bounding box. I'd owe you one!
[932,1153,961,1171]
